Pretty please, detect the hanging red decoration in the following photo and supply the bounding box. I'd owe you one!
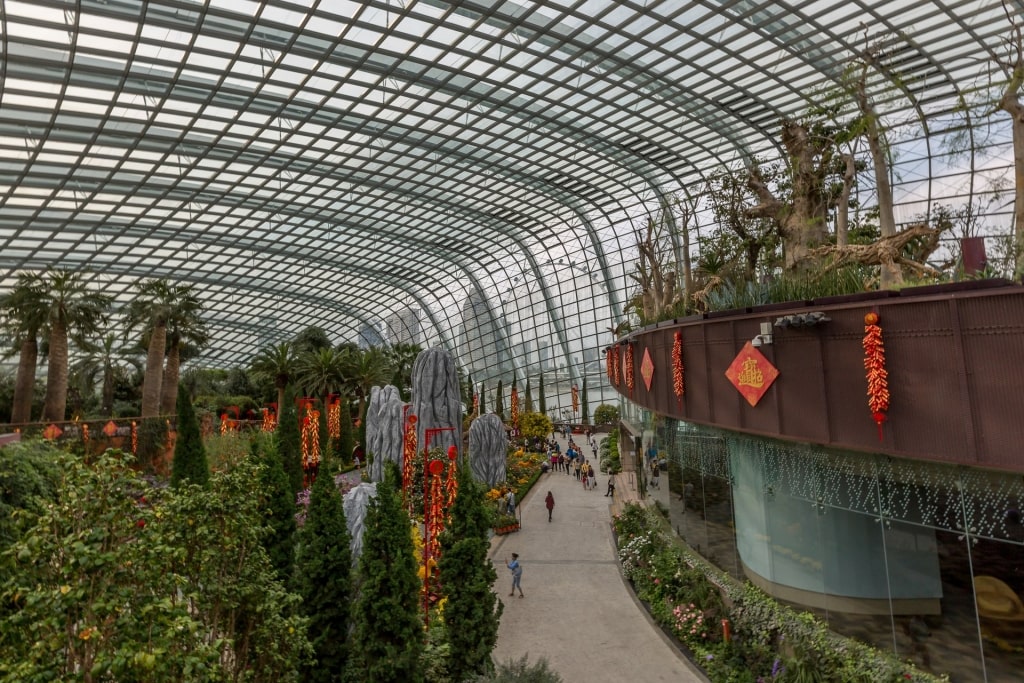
[863,312,890,441]
[610,347,619,387]
[606,348,613,381]
[510,386,520,426]
[131,421,138,455]
[672,331,685,408]
[402,415,417,511]
[625,344,635,394]
[327,398,340,438]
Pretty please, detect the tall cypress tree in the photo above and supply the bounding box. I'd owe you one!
[337,400,354,466]
[253,436,296,581]
[439,465,503,680]
[524,377,534,413]
[277,385,304,494]
[294,449,352,682]
[538,372,546,416]
[479,381,486,414]
[581,376,590,426]
[351,466,423,682]
[495,379,505,420]
[171,383,209,488]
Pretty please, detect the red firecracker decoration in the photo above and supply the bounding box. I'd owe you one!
[402,415,418,510]
[131,421,138,455]
[606,348,614,381]
[510,387,520,426]
[81,423,89,443]
[327,398,340,438]
[625,344,635,394]
[445,446,459,519]
[863,312,890,441]
[672,331,685,408]
[610,348,619,387]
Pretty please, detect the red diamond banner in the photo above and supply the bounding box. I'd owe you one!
[640,347,655,391]
[103,420,118,437]
[725,341,779,407]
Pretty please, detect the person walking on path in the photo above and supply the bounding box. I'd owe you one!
[605,477,616,497]
[545,491,555,522]
[581,462,590,490]
[507,553,524,597]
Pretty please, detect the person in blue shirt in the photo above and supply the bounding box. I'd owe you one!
[506,553,524,597]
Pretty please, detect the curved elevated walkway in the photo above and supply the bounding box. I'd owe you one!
[488,433,707,683]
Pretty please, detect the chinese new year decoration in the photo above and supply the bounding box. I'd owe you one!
[571,384,579,413]
[672,331,685,408]
[327,396,341,438]
[81,423,89,443]
[261,408,276,432]
[444,445,459,518]
[402,414,418,511]
[608,347,620,387]
[640,347,655,391]
[131,421,138,454]
[724,342,779,407]
[42,423,62,441]
[510,386,519,426]
[300,406,321,484]
[863,312,890,441]
[606,348,613,381]
[624,343,635,394]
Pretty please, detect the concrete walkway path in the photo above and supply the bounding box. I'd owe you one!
[488,433,707,683]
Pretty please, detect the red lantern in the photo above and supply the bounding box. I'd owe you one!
[429,459,445,476]
[447,445,458,460]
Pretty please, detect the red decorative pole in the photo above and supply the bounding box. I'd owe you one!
[422,427,454,627]
[863,312,890,441]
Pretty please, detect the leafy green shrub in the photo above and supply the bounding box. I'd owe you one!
[472,655,562,683]
[593,403,620,425]
[0,439,62,551]
[518,411,552,440]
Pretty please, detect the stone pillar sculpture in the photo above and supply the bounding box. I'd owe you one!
[410,347,462,459]
[366,385,405,482]
[343,481,378,563]
[469,413,507,487]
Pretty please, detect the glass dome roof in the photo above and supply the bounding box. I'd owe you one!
[1,0,1019,407]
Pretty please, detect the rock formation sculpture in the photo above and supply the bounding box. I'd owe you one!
[343,481,378,563]
[410,347,462,460]
[469,413,507,487]
[366,384,405,482]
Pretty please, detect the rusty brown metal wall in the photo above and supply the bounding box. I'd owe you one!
[610,281,1024,474]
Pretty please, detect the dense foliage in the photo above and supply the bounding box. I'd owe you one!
[0,448,309,682]
[593,403,620,426]
[613,504,946,683]
[277,385,304,494]
[518,411,552,440]
[253,435,297,581]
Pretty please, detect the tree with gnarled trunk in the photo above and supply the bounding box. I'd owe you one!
[992,3,1024,276]
[627,210,679,324]
[842,38,902,287]
[27,269,112,423]
[1,275,48,424]
[746,117,845,271]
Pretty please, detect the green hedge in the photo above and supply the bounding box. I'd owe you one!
[613,504,948,683]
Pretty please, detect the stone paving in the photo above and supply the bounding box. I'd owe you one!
[488,433,707,683]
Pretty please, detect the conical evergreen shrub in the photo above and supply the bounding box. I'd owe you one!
[336,400,354,466]
[294,450,352,682]
[171,383,209,489]
[276,385,304,494]
[253,435,296,581]
[351,464,423,682]
[538,372,546,415]
[439,465,502,680]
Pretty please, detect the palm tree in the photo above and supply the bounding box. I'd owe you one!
[28,269,112,423]
[0,274,48,424]
[293,326,332,355]
[72,332,143,416]
[344,346,393,422]
[123,279,176,419]
[251,341,298,411]
[158,284,208,415]
[296,347,348,400]
[385,342,421,399]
